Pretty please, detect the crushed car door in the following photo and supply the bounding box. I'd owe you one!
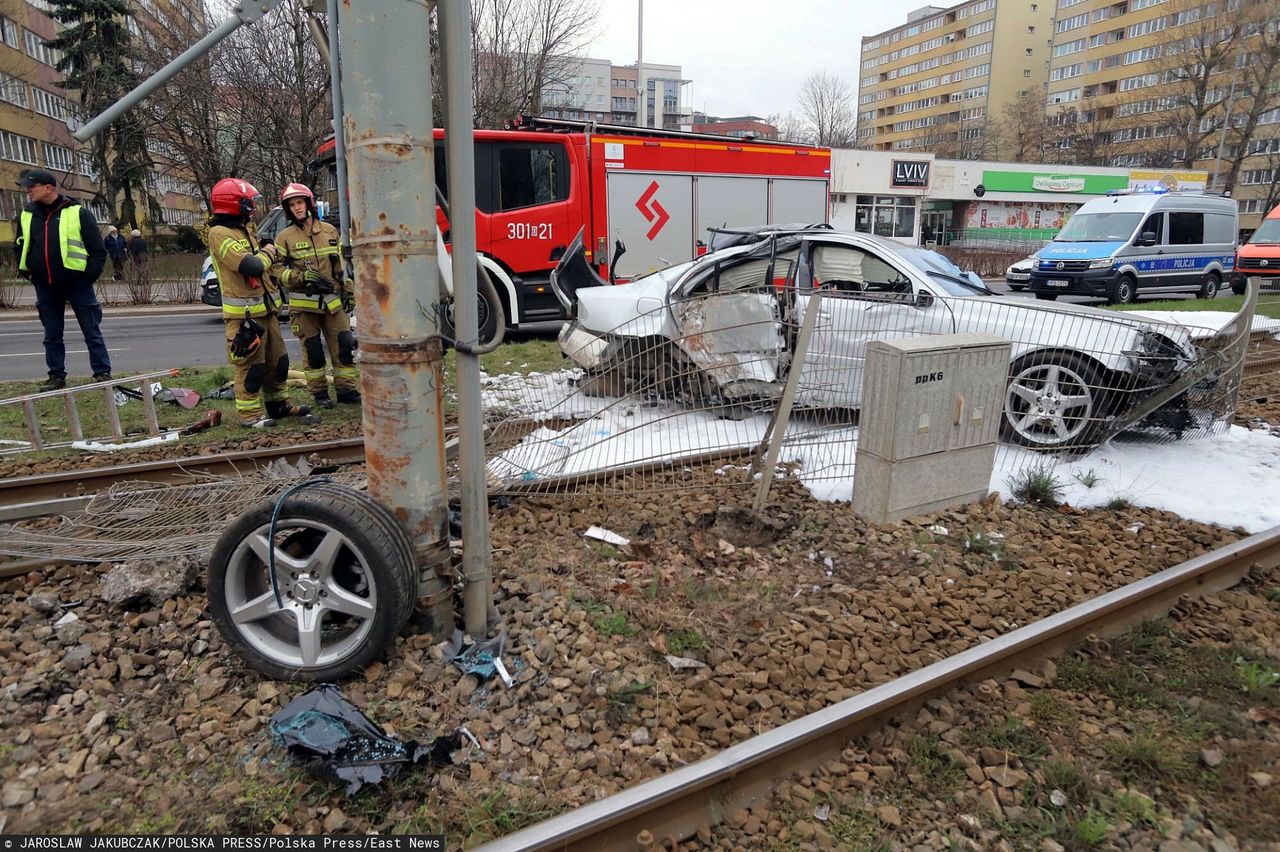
[792,240,956,408]
[669,247,797,400]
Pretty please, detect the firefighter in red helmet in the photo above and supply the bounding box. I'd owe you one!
[205,177,318,428]
[273,182,360,408]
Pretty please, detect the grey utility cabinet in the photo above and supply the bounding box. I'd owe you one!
[852,333,1011,524]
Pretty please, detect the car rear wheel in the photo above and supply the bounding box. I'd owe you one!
[1196,271,1220,300]
[1002,352,1106,451]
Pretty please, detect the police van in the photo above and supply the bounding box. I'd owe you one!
[1028,189,1237,304]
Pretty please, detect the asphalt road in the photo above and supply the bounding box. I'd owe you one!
[0,282,1186,385]
[0,309,304,384]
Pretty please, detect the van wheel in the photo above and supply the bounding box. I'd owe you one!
[1231,277,1247,296]
[1196,271,1220,300]
[1108,275,1136,305]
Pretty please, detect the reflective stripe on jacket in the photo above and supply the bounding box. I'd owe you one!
[273,219,349,314]
[208,224,277,320]
[18,206,88,273]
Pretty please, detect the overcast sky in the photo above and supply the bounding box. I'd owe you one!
[591,0,914,118]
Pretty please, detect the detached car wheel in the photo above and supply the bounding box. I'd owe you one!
[208,484,417,681]
[1002,353,1106,451]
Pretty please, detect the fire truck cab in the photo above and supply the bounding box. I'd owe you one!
[318,117,831,331]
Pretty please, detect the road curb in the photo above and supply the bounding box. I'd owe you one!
[0,304,212,321]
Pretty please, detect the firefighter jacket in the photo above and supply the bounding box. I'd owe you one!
[273,218,349,314]
[17,196,106,287]
[207,216,281,321]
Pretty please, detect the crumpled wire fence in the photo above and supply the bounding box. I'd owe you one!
[0,468,366,563]
[479,280,1263,500]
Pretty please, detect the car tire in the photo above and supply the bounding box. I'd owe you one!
[207,484,418,681]
[1034,292,1058,301]
[1231,278,1247,296]
[1001,351,1107,451]
[1108,275,1137,305]
[1196,271,1220,300]
[442,273,505,347]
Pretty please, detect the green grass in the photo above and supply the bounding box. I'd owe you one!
[666,628,709,656]
[605,680,654,725]
[593,609,635,637]
[1006,463,1066,507]
[1103,728,1189,781]
[1110,294,1280,320]
[1073,809,1111,845]
[965,715,1048,761]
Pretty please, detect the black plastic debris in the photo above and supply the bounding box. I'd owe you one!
[442,628,511,685]
[269,684,461,795]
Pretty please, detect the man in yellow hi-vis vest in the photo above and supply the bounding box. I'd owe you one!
[273,182,360,409]
[15,169,110,391]
[205,177,319,429]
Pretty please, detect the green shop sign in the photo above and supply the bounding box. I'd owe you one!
[980,170,1128,195]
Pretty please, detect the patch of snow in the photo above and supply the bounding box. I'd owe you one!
[1125,310,1280,337]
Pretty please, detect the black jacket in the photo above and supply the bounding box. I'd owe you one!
[18,195,107,288]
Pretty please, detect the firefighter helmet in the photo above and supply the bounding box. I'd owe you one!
[211,178,262,217]
[280,182,315,223]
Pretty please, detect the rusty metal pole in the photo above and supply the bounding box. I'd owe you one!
[339,0,453,632]
[438,0,494,638]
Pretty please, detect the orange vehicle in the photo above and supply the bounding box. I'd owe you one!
[1232,202,1280,294]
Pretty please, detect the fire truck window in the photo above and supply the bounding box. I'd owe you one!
[497,144,568,211]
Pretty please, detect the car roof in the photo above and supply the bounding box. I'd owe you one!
[1076,192,1237,215]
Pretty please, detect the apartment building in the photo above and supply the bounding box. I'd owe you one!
[857,1,1055,154]
[541,57,691,130]
[0,0,205,247]
[1045,0,1280,233]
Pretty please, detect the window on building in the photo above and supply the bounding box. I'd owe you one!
[1168,212,1204,245]
[0,130,38,165]
[41,142,72,172]
[853,195,916,239]
[495,143,568,211]
[0,70,28,108]
[0,16,18,48]
[32,87,65,119]
[1024,68,1032,76]
[23,28,61,66]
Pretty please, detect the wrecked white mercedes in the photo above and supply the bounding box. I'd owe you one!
[551,226,1217,452]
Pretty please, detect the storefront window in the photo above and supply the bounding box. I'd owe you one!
[854,194,917,239]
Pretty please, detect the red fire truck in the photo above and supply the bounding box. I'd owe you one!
[316,117,831,331]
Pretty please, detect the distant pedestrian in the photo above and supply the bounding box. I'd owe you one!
[127,228,148,273]
[14,168,111,390]
[104,226,127,281]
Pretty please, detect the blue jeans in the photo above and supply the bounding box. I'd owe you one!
[34,280,111,379]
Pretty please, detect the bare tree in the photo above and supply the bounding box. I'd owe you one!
[1130,0,1247,170]
[1216,2,1280,194]
[136,1,330,207]
[796,72,857,148]
[766,111,813,144]
[916,110,994,160]
[1046,105,1120,167]
[468,0,599,129]
[993,90,1054,163]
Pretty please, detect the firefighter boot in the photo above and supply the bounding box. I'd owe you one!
[266,399,321,426]
[242,416,278,429]
[336,389,362,405]
[313,391,335,410]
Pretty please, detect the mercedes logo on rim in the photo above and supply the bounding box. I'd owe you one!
[1056,261,1065,270]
